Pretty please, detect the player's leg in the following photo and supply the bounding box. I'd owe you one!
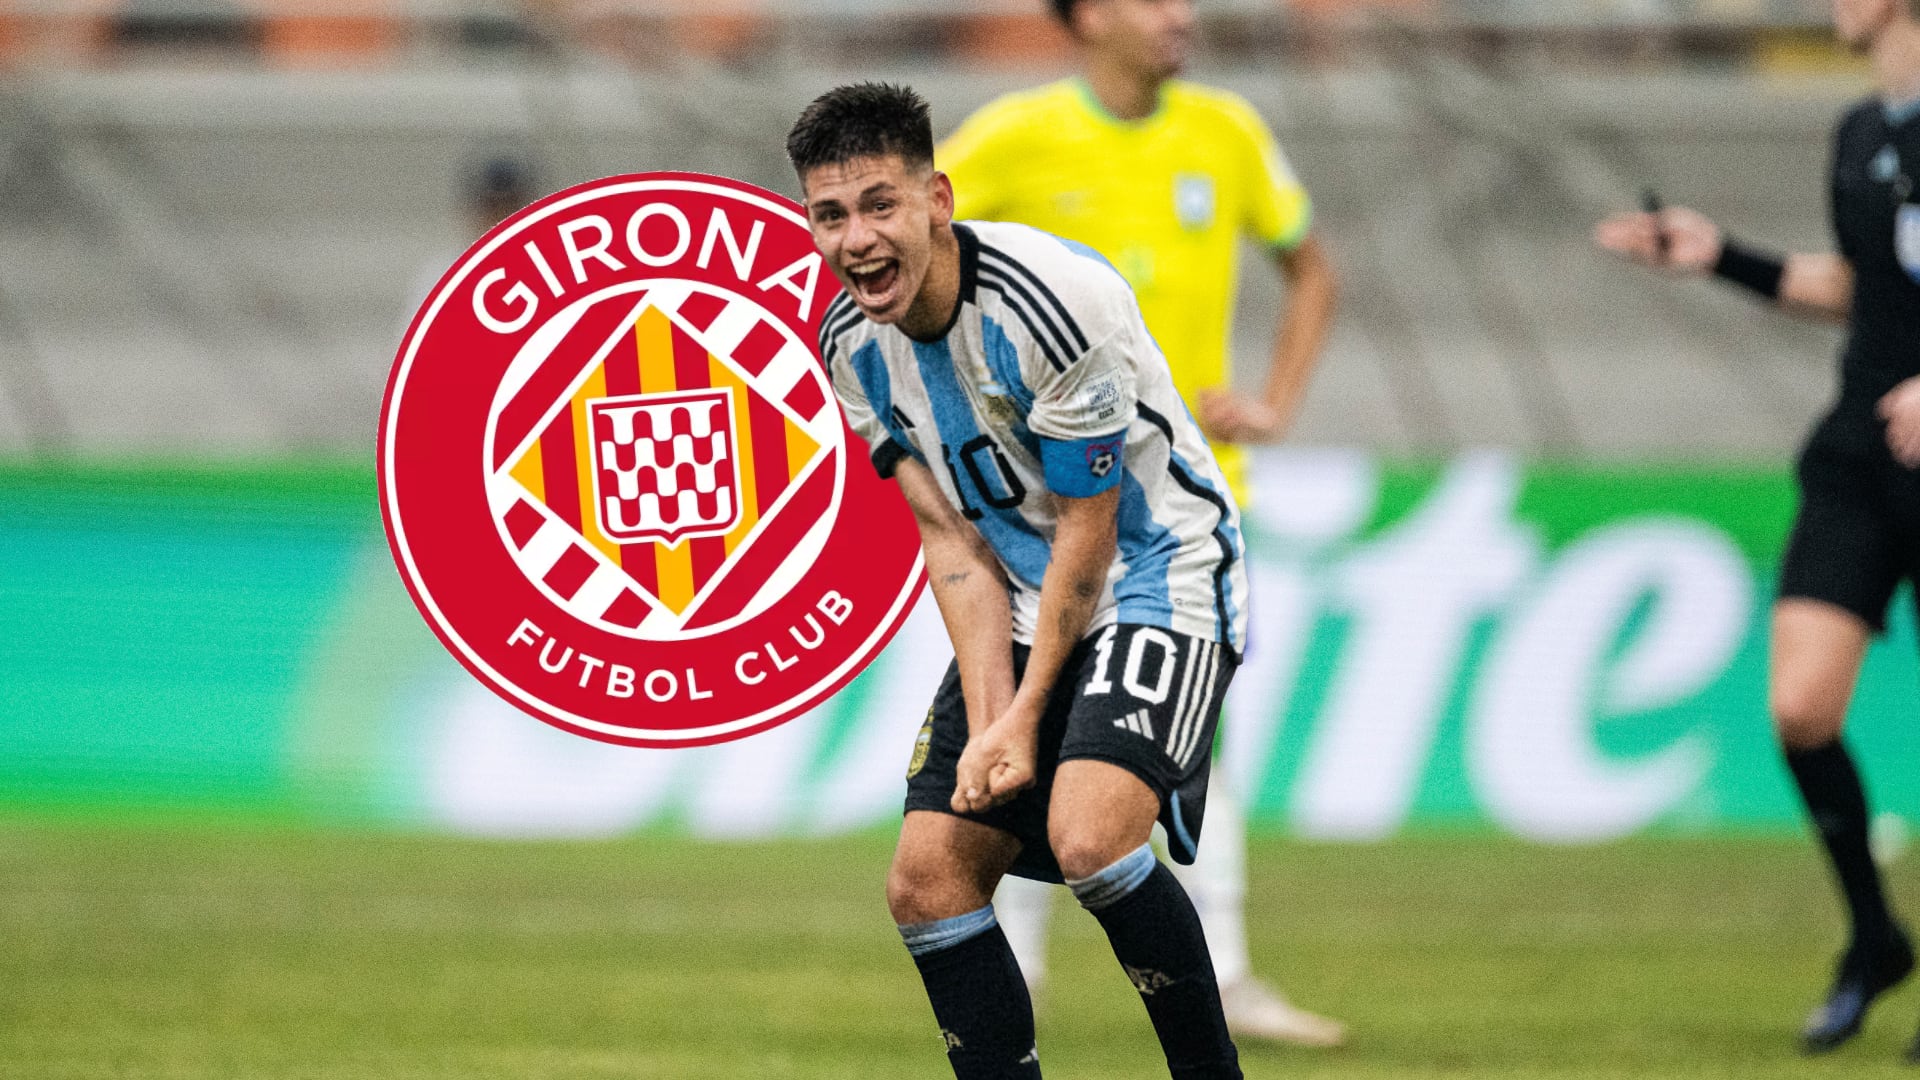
[1774,600,1896,951]
[1171,689,1346,1047]
[895,661,1044,1079]
[1049,627,1243,1079]
[889,810,1023,924]
[991,871,1056,996]
[1051,760,1240,1080]
[890,810,1039,1079]
[1902,574,1920,1065]
[1895,485,1920,1065]
[1776,453,1913,1053]
[1777,599,1912,1053]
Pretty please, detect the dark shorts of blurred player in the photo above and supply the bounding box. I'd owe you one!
[1781,425,1920,632]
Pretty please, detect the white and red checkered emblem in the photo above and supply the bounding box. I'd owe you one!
[380,173,926,748]
[589,389,742,546]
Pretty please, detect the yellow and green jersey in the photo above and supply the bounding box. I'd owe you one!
[940,77,1313,501]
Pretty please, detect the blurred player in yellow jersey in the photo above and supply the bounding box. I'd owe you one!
[939,0,1344,1048]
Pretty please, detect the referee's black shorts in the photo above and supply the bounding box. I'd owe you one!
[1780,436,1920,632]
[903,623,1236,884]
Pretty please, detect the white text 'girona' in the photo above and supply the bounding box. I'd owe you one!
[472,203,827,335]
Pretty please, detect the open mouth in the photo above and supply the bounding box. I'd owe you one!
[846,258,901,308]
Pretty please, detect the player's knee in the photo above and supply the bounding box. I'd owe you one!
[886,853,983,926]
[885,859,938,924]
[1771,683,1847,750]
[1049,824,1140,883]
[1048,760,1162,881]
[1773,705,1845,751]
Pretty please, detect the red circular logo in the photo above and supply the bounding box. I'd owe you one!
[380,173,926,747]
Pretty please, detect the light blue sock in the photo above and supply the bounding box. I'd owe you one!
[898,904,999,958]
[1066,842,1158,913]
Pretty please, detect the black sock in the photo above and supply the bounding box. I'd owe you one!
[901,907,1040,1080]
[1070,844,1241,1080]
[1786,741,1898,951]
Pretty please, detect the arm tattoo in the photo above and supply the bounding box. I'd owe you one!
[939,571,972,587]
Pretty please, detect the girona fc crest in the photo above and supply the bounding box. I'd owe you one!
[381,173,926,747]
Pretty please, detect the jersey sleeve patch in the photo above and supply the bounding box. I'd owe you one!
[1025,327,1139,444]
[1076,370,1125,425]
[1040,431,1126,497]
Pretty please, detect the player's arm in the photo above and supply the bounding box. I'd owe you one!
[893,456,1018,743]
[1199,233,1339,444]
[1199,105,1339,443]
[1254,233,1339,440]
[951,481,1120,815]
[952,316,1136,813]
[1009,484,1120,708]
[827,344,1017,743]
[1593,205,1853,324]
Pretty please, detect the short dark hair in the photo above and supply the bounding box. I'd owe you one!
[786,83,935,180]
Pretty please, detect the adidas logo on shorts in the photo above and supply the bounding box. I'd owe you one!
[1112,708,1154,740]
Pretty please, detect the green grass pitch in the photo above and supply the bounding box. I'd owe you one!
[4,821,1920,1079]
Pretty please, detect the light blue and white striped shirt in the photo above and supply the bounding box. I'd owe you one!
[823,220,1247,653]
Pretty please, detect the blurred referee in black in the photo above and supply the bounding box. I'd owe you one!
[1596,0,1920,1058]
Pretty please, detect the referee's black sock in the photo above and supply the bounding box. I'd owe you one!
[1786,740,1899,950]
[1069,843,1241,1080]
[899,906,1041,1080]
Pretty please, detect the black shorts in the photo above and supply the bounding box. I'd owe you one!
[903,623,1236,884]
[1780,437,1920,632]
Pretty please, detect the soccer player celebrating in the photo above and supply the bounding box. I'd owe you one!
[788,83,1249,1079]
[1596,0,1920,1057]
[936,0,1344,1047]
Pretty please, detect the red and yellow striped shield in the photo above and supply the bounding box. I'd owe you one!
[501,301,823,621]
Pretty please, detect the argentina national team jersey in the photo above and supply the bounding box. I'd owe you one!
[823,220,1248,653]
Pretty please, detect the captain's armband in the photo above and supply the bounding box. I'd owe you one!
[1038,432,1126,498]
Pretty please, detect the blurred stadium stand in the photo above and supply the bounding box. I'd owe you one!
[0,0,1861,457]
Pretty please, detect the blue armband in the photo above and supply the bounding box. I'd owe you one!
[1039,432,1126,497]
